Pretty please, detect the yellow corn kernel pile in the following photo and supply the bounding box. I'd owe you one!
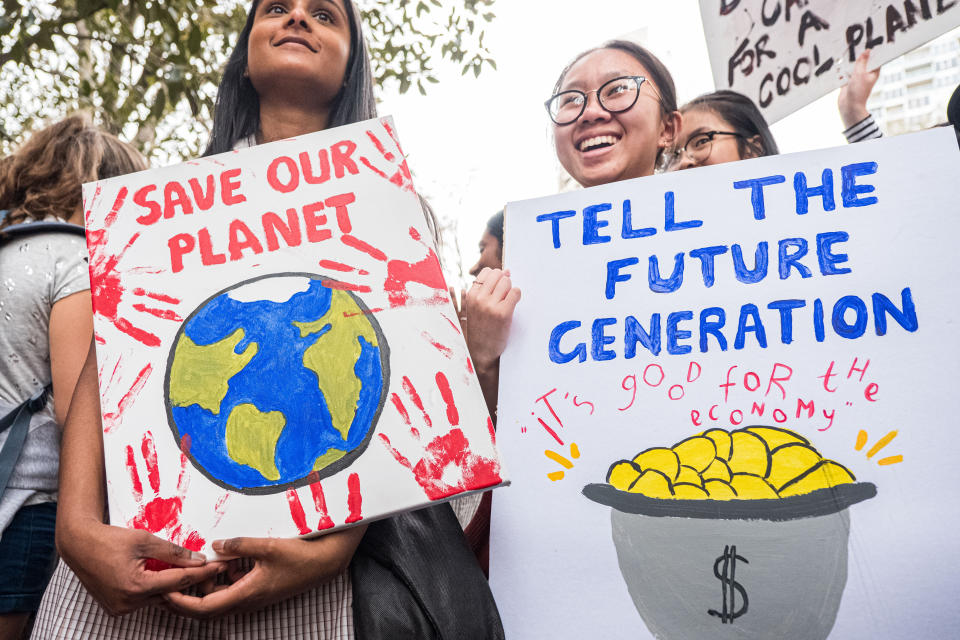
[606,426,855,500]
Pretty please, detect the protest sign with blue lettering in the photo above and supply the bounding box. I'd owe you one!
[492,129,960,639]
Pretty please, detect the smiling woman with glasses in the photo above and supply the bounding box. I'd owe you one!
[665,90,779,171]
[546,40,681,188]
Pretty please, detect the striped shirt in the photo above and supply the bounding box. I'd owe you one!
[843,114,883,143]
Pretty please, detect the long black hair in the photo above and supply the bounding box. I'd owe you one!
[682,90,779,158]
[203,0,377,156]
[553,39,679,167]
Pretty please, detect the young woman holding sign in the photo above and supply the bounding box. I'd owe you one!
[464,40,682,408]
[33,1,503,638]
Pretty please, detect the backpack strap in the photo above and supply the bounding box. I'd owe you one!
[0,219,85,242]
[0,384,52,498]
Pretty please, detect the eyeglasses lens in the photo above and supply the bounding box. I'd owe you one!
[686,134,713,163]
[549,92,586,125]
[598,77,639,113]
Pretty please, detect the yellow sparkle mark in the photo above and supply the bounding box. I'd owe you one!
[866,430,897,458]
[855,429,903,466]
[545,450,574,469]
[855,430,869,451]
[545,442,581,481]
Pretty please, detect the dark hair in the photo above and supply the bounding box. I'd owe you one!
[0,114,147,229]
[681,90,779,158]
[553,39,678,165]
[485,210,504,246]
[948,83,960,145]
[203,0,377,156]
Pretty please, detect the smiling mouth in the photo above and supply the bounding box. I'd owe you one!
[578,135,620,152]
[274,37,317,52]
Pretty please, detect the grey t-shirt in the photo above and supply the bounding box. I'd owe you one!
[0,228,89,538]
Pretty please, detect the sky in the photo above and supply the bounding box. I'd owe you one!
[377,0,852,285]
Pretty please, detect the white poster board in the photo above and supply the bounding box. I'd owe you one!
[492,129,960,639]
[699,0,960,122]
[83,117,506,557]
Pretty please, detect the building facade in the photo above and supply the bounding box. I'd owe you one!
[867,28,960,136]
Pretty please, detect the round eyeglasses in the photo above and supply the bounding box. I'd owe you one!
[545,75,647,126]
[663,130,745,169]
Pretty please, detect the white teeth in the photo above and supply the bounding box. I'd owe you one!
[579,135,619,151]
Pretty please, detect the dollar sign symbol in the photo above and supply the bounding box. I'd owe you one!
[708,544,749,623]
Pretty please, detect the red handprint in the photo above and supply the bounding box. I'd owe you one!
[100,360,152,434]
[286,473,363,535]
[85,185,182,347]
[380,372,502,500]
[358,118,415,193]
[124,430,204,554]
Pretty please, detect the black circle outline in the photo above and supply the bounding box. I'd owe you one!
[582,482,877,521]
[163,272,390,495]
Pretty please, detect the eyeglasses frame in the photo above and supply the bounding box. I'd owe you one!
[664,130,745,167]
[545,75,651,126]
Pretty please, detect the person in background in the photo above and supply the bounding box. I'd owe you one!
[469,210,504,277]
[464,209,508,418]
[839,50,882,143]
[457,208,505,576]
[665,90,778,171]
[0,114,146,640]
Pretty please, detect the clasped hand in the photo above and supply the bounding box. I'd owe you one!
[60,516,366,619]
[163,525,367,619]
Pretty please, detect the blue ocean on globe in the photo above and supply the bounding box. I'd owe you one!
[165,274,387,493]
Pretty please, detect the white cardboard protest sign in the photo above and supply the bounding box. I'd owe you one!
[699,0,960,123]
[492,129,960,639]
[83,117,506,557]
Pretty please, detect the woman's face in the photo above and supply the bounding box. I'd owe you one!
[553,48,677,188]
[469,231,502,277]
[246,0,351,109]
[670,107,749,171]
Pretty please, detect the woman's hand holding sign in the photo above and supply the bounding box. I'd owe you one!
[163,526,367,619]
[463,267,521,417]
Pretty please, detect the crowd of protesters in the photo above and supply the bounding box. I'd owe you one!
[1,1,958,638]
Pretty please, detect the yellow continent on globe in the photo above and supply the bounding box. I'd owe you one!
[225,403,286,481]
[606,426,856,500]
[296,289,379,449]
[168,328,257,414]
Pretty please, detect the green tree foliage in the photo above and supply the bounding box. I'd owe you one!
[0,0,495,160]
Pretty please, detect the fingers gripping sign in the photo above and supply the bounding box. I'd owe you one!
[162,525,368,619]
[463,267,522,373]
[125,431,204,552]
[68,524,220,617]
[124,430,228,568]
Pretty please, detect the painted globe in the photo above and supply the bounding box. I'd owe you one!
[164,273,388,493]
